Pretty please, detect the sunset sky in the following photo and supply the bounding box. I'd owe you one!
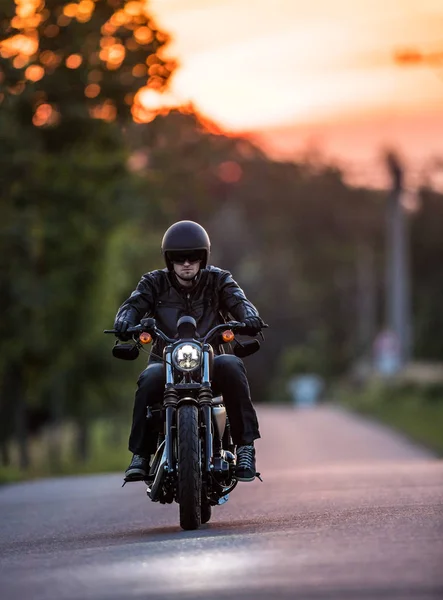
[148,0,443,187]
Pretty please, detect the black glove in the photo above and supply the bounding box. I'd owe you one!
[114,316,133,341]
[242,316,265,335]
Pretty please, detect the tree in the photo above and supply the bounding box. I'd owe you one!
[0,0,175,138]
[0,0,176,466]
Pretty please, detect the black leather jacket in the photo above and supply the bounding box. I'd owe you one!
[114,266,261,356]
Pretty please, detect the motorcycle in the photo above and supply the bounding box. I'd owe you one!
[104,316,264,531]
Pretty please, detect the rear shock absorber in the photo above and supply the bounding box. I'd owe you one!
[199,386,213,473]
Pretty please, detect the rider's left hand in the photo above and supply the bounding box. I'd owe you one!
[242,316,265,335]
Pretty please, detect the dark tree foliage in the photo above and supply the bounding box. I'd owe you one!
[0,0,176,465]
[123,112,443,403]
[410,187,443,359]
[121,112,388,400]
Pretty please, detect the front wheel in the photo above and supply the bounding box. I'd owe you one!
[177,405,201,530]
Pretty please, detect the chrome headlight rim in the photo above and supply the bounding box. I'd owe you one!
[172,342,202,372]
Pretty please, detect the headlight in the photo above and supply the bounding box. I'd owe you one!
[172,343,201,372]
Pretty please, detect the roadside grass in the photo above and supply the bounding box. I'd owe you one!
[0,417,131,485]
[338,380,443,456]
[0,466,23,485]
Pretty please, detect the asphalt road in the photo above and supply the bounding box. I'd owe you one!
[1,405,442,600]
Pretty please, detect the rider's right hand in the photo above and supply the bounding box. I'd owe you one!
[114,317,133,341]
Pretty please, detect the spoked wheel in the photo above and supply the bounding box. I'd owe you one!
[177,405,201,530]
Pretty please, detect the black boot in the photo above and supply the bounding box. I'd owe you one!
[235,443,256,482]
[124,454,150,482]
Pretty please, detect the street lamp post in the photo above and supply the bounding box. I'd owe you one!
[385,153,412,367]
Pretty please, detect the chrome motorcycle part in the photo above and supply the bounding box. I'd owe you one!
[172,342,201,372]
[165,348,174,384]
[147,441,167,502]
[212,403,227,439]
[217,494,229,506]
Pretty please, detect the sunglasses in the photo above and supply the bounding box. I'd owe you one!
[168,251,203,264]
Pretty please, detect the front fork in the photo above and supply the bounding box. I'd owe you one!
[163,346,214,475]
[201,345,213,473]
[164,348,176,474]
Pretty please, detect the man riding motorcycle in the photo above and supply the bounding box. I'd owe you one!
[114,220,266,482]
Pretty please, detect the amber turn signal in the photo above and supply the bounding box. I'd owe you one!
[139,332,152,344]
[222,330,235,343]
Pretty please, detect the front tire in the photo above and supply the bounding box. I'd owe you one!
[177,405,201,530]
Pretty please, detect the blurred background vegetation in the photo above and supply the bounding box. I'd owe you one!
[1,0,442,482]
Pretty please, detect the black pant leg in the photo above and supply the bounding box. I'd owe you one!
[128,363,165,457]
[212,354,260,445]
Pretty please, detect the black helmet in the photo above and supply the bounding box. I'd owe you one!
[161,220,211,270]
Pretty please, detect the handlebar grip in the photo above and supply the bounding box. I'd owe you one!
[104,329,117,334]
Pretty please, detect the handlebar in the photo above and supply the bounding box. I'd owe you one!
[104,319,175,344]
[202,321,244,344]
[104,319,269,344]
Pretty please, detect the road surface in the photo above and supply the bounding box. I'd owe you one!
[0,405,442,599]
